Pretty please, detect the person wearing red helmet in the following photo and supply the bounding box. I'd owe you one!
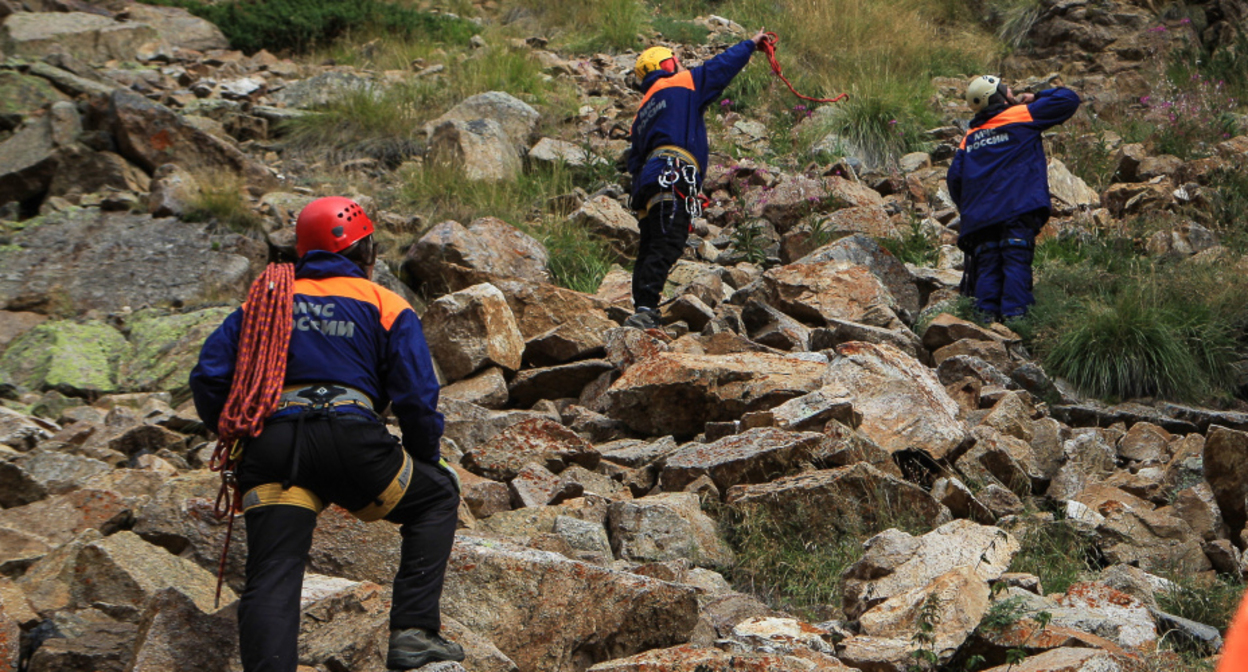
[190,197,462,671]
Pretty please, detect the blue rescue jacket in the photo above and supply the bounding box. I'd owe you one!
[628,39,757,209]
[189,252,444,461]
[946,87,1081,247]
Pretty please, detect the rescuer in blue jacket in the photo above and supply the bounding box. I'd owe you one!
[947,76,1080,319]
[190,197,462,672]
[624,30,767,329]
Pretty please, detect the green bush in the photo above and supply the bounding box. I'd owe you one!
[1007,521,1098,596]
[1021,241,1248,403]
[653,16,709,45]
[151,0,478,53]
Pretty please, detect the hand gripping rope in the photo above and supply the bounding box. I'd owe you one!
[208,262,295,607]
[757,32,849,105]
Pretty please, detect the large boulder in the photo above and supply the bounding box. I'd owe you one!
[426,91,540,152]
[601,352,827,438]
[0,209,264,315]
[0,320,128,395]
[0,71,69,118]
[125,4,228,51]
[726,463,949,544]
[128,587,236,672]
[131,471,246,590]
[794,234,920,318]
[606,492,732,567]
[429,118,522,182]
[0,115,59,205]
[443,535,700,672]
[821,342,965,458]
[46,145,150,201]
[1,12,161,63]
[570,195,639,260]
[462,417,600,481]
[73,530,235,615]
[587,644,851,671]
[1203,425,1248,542]
[99,90,273,186]
[745,260,902,329]
[404,219,550,290]
[857,566,991,664]
[423,283,525,382]
[659,427,831,493]
[841,520,1019,619]
[120,307,232,395]
[0,447,110,507]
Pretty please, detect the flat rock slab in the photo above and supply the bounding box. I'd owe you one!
[462,417,600,481]
[0,209,264,316]
[2,12,161,63]
[602,352,826,438]
[509,360,615,408]
[443,535,700,672]
[607,492,732,567]
[586,644,853,671]
[822,342,965,458]
[726,463,948,544]
[659,427,831,494]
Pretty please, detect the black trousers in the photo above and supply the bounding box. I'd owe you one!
[235,413,460,672]
[632,193,692,311]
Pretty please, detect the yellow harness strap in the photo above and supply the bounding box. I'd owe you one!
[351,451,414,522]
[647,145,700,173]
[241,483,325,514]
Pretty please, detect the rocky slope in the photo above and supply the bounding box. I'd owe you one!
[2,1,1248,671]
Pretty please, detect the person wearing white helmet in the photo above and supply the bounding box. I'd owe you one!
[947,75,1081,319]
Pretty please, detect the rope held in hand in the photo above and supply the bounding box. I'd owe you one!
[758,32,848,105]
[208,262,295,607]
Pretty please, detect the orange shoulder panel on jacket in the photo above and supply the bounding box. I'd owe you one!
[294,277,412,330]
[637,70,695,113]
[958,104,1036,149]
[1218,590,1248,671]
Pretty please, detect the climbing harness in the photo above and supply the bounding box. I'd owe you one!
[647,145,704,225]
[207,262,295,607]
[757,32,849,105]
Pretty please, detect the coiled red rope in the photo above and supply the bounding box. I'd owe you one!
[208,262,295,606]
[758,32,848,105]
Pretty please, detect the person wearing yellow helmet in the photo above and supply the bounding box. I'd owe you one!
[623,29,767,330]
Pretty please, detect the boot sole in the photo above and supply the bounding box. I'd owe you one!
[386,650,466,670]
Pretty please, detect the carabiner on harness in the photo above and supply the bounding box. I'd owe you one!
[658,156,680,188]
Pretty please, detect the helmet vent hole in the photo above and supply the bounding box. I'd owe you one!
[332,226,344,237]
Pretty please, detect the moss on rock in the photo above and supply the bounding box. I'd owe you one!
[121,307,232,396]
[0,320,129,395]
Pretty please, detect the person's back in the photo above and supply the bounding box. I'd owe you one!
[190,197,461,672]
[946,76,1080,319]
[623,32,765,329]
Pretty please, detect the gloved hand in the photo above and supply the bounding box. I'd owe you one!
[438,458,461,493]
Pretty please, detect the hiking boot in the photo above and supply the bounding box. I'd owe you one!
[387,628,465,670]
[623,306,660,330]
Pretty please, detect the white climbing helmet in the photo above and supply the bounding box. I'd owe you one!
[966,75,1003,112]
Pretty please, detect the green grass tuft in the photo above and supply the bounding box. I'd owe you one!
[1007,520,1098,596]
[149,0,479,53]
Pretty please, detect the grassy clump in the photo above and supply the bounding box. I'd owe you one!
[1156,572,1243,634]
[653,16,709,45]
[1197,168,1248,254]
[149,0,479,53]
[1007,520,1099,596]
[509,0,650,52]
[400,159,618,293]
[182,179,263,233]
[1018,239,1248,403]
[700,0,995,166]
[282,41,578,161]
[728,497,936,618]
[878,216,939,266]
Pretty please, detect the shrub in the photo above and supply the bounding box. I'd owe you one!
[1021,243,1248,403]
[878,216,939,266]
[151,0,479,53]
[1136,72,1240,160]
[536,218,616,294]
[510,0,649,53]
[1197,167,1248,254]
[653,15,709,45]
[183,178,263,233]
[1156,572,1243,635]
[1007,520,1098,595]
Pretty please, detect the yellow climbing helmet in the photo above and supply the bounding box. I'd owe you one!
[635,46,676,81]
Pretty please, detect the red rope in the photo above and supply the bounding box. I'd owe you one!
[758,32,848,105]
[208,262,295,606]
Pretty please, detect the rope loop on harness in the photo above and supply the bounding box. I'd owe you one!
[758,32,849,105]
[208,261,295,606]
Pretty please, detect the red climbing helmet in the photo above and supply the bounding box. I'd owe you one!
[295,196,375,257]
